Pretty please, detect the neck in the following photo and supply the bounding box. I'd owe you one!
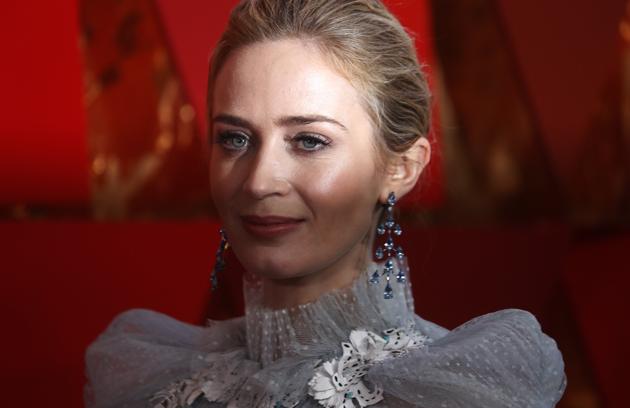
[243,235,416,366]
[260,235,372,309]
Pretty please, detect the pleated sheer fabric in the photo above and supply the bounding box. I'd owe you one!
[85,263,566,407]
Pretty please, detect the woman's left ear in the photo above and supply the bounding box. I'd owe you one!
[380,137,431,202]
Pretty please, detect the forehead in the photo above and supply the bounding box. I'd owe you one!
[212,39,368,124]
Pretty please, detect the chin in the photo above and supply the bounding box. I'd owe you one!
[239,249,312,281]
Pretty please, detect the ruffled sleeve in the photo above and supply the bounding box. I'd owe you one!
[84,309,245,408]
[367,309,566,408]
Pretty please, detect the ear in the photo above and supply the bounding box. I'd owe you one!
[379,137,431,203]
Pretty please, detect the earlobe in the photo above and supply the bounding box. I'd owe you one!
[380,137,431,202]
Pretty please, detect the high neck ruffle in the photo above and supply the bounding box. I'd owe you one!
[243,262,418,367]
[85,262,566,408]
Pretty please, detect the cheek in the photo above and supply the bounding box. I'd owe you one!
[209,153,238,218]
[298,149,381,234]
[209,157,223,211]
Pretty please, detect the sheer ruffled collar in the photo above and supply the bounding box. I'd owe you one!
[87,261,566,408]
[243,262,417,367]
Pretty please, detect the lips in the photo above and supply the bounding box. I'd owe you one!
[240,215,305,238]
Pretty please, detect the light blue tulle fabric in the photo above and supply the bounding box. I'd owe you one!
[85,263,566,407]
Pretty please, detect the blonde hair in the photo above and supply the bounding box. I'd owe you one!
[208,0,431,155]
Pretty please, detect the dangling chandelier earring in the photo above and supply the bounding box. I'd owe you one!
[210,228,229,291]
[370,192,408,299]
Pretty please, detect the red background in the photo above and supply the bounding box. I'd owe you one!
[0,0,88,205]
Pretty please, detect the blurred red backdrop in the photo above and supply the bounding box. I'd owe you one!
[0,0,88,206]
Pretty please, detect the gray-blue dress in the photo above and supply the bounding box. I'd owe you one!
[85,264,566,407]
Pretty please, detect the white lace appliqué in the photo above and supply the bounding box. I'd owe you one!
[151,370,213,408]
[308,328,429,408]
[150,349,253,408]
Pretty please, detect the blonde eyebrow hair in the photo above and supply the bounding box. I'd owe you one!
[274,115,347,131]
[212,113,348,132]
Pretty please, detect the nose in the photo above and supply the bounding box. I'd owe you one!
[241,140,291,199]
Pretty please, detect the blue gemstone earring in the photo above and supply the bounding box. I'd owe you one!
[210,228,229,291]
[370,192,408,299]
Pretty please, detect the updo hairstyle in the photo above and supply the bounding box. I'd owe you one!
[208,0,431,158]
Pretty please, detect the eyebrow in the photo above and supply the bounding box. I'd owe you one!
[212,113,347,132]
[275,115,347,131]
[213,114,253,129]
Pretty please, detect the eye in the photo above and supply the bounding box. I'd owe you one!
[218,131,249,150]
[293,133,331,152]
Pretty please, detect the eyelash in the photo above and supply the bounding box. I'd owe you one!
[217,131,249,151]
[216,131,331,153]
[293,133,331,151]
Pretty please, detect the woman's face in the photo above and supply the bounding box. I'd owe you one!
[210,39,387,281]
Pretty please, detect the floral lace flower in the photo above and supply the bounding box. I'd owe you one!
[308,328,429,407]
